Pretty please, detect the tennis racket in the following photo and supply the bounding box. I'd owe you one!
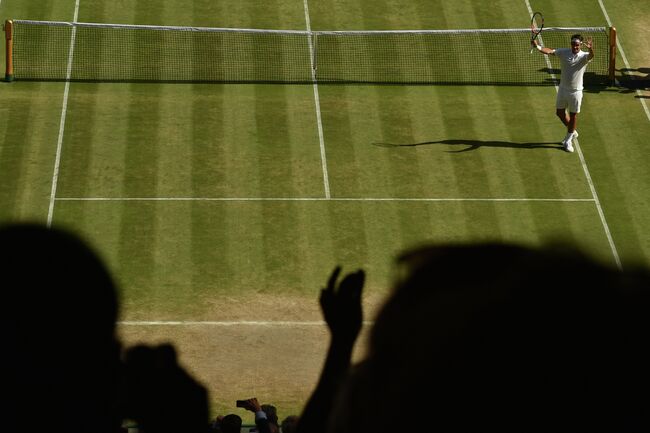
[529,12,544,53]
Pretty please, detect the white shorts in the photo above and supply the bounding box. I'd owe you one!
[556,88,583,113]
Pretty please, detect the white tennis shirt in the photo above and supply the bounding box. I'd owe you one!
[554,48,592,92]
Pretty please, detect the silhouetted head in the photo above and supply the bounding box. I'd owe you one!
[262,403,280,432]
[0,224,120,432]
[281,415,300,433]
[219,414,242,433]
[328,243,650,433]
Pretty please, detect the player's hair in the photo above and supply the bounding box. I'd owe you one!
[571,34,583,43]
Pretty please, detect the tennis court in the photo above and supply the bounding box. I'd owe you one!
[1,0,649,418]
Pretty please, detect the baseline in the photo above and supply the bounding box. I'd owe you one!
[55,197,595,202]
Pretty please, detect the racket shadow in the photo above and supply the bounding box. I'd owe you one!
[372,139,563,152]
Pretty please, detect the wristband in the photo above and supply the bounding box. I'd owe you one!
[536,44,543,52]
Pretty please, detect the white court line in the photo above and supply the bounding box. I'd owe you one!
[524,0,621,270]
[119,320,375,326]
[597,0,650,123]
[55,197,595,202]
[303,0,331,199]
[47,0,80,227]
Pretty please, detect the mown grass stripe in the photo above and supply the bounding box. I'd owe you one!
[190,88,225,195]
[153,88,194,306]
[190,86,230,299]
[253,86,293,196]
[261,201,304,291]
[327,201,369,271]
[317,86,362,196]
[190,203,230,300]
[26,0,54,20]
[376,88,427,198]
[0,97,30,219]
[189,2,233,305]
[56,85,98,198]
[115,2,163,314]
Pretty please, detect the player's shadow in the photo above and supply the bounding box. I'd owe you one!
[372,139,562,152]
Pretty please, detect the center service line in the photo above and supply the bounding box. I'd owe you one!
[47,0,81,227]
[303,0,331,199]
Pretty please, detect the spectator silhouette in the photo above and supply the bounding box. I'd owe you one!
[1,223,122,433]
[281,415,299,433]
[122,343,209,433]
[261,404,279,433]
[209,413,242,433]
[299,243,650,433]
[0,224,209,433]
[238,398,273,433]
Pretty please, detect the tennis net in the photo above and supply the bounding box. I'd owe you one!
[4,20,616,85]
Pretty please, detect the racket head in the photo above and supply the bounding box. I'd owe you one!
[530,12,544,39]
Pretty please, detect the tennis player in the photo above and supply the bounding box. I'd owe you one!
[533,35,594,153]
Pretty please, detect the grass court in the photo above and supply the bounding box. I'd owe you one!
[1,0,649,418]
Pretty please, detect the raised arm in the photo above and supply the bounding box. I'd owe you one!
[532,39,555,55]
[239,398,272,433]
[584,37,594,60]
[295,266,365,433]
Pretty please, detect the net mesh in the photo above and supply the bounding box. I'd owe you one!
[9,20,610,86]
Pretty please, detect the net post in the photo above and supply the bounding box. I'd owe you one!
[608,26,617,84]
[4,20,14,82]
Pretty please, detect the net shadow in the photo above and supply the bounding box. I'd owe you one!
[612,68,650,97]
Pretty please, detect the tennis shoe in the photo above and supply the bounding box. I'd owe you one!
[573,130,579,139]
[562,139,574,153]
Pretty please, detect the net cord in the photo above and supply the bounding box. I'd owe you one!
[10,20,607,36]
